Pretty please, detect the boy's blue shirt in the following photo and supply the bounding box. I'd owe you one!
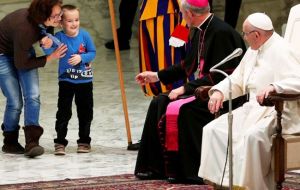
[44,28,96,84]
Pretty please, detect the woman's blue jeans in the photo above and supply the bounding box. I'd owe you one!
[0,55,40,132]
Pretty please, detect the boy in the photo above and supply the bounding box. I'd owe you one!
[45,4,96,155]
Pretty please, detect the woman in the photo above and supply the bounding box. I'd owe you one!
[0,0,67,158]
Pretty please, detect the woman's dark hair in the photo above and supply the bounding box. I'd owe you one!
[28,0,63,24]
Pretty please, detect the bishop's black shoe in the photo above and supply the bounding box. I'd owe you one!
[104,40,130,51]
[167,176,205,185]
[135,171,165,180]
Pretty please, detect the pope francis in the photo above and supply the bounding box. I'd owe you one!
[198,13,300,189]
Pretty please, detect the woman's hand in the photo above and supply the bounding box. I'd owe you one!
[40,36,53,49]
[46,44,67,62]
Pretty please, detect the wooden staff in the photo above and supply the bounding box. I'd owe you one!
[107,0,133,148]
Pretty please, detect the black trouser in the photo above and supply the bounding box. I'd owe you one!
[135,93,248,180]
[118,0,139,42]
[224,0,242,28]
[135,94,171,177]
[176,98,214,181]
[54,81,93,146]
[209,0,242,28]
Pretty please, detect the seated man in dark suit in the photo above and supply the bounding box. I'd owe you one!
[134,0,246,184]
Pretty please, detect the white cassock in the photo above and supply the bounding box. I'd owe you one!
[199,32,300,190]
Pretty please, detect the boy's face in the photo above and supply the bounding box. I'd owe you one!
[61,9,80,37]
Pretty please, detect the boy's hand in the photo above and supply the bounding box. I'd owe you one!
[46,44,67,62]
[40,36,53,49]
[68,54,82,66]
[85,62,92,69]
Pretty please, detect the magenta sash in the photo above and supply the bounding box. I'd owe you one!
[165,96,196,151]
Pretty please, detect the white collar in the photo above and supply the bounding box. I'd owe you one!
[197,13,212,30]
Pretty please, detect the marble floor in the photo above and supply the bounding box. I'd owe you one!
[0,0,150,185]
[0,0,300,187]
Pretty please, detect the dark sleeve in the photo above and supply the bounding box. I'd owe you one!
[184,26,246,94]
[13,27,47,69]
[157,62,187,85]
[157,28,200,86]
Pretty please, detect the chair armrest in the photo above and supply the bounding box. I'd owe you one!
[194,86,212,101]
[262,93,300,107]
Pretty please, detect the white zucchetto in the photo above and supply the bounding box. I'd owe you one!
[247,13,274,30]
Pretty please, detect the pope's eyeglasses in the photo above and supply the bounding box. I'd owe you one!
[241,30,256,37]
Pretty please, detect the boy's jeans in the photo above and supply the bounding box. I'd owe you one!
[0,55,40,132]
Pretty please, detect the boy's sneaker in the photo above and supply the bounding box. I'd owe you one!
[54,144,65,155]
[77,143,91,153]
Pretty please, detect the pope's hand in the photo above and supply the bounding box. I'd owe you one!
[208,90,224,114]
[256,85,276,105]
